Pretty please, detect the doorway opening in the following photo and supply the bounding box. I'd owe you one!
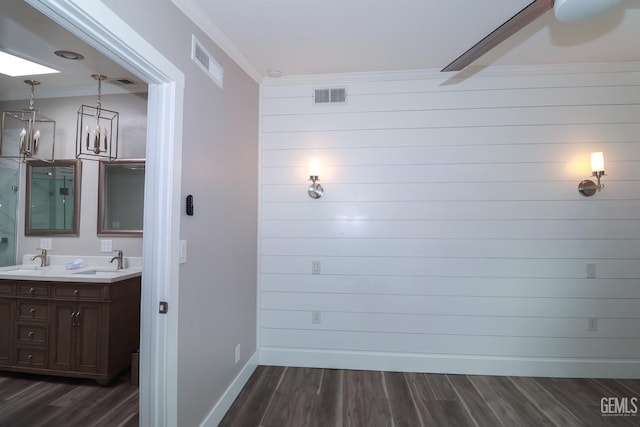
[26,1,185,426]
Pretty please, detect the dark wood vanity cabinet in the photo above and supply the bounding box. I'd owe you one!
[0,277,140,384]
[0,282,12,366]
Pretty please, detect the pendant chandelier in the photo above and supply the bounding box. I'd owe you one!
[0,80,56,162]
[76,74,119,161]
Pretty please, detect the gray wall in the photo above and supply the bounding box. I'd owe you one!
[0,93,147,259]
[101,1,259,426]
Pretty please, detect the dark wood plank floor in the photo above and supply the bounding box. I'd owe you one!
[220,366,640,427]
[3,366,637,426]
[0,370,138,427]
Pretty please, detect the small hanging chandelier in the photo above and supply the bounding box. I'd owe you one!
[76,74,119,161]
[1,80,56,162]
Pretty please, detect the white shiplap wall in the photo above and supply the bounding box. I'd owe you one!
[258,64,640,377]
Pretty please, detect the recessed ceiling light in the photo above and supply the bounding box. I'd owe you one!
[267,70,283,78]
[0,51,60,77]
[54,50,84,60]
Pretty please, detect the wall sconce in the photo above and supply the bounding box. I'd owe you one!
[578,151,605,197]
[308,158,324,199]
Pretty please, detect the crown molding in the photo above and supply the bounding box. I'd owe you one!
[171,0,263,84]
[262,61,640,86]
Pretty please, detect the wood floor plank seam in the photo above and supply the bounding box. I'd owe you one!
[257,366,287,427]
[507,376,583,426]
[402,372,426,427]
[379,372,396,426]
[446,374,483,427]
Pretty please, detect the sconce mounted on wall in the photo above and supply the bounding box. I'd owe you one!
[578,151,605,197]
[308,158,324,199]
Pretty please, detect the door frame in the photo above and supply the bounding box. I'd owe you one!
[25,1,183,425]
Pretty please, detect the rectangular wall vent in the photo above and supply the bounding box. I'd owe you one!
[114,78,136,85]
[191,35,223,89]
[314,88,346,104]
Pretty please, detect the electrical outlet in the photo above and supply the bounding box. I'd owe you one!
[312,311,321,324]
[235,344,241,364]
[586,263,596,279]
[312,260,321,274]
[101,239,113,253]
[588,318,598,332]
[40,238,51,250]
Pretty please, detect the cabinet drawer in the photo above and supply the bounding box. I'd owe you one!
[16,347,47,368]
[53,285,104,300]
[0,282,13,295]
[16,323,48,345]
[17,301,49,321]
[17,283,49,297]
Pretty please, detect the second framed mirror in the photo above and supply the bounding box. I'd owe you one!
[98,159,145,236]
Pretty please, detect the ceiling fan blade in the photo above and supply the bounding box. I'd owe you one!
[441,0,553,72]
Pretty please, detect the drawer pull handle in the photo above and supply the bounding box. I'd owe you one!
[29,287,35,295]
[28,331,34,337]
[29,308,36,314]
[73,289,79,296]
[27,354,33,361]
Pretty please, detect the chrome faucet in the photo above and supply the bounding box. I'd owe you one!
[30,248,48,267]
[110,249,124,269]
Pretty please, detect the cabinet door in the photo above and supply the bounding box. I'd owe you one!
[0,298,13,366]
[74,302,102,373]
[49,301,75,371]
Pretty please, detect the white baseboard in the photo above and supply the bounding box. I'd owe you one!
[259,347,640,379]
[200,352,258,427]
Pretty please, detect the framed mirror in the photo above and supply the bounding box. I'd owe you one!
[25,159,81,236]
[98,159,145,236]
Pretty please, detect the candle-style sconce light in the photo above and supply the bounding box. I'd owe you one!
[578,151,605,197]
[308,158,324,199]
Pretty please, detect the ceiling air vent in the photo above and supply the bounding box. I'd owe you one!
[113,78,136,85]
[314,88,346,104]
[191,35,223,89]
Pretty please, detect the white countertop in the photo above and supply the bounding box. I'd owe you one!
[0,256,142,283]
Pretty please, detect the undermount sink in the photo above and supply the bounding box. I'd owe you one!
[4,267,45,275]
[71,269,121,277]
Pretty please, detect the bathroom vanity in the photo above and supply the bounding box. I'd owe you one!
[0,266,141,385]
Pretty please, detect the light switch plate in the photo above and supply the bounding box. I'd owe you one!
[101,239,113,253]
[40,238,51,250]
[179,240,187,263]
[586,263,596,279]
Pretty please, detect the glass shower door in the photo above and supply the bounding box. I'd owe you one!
[0,158,19,267]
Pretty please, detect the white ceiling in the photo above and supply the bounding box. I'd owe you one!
[191,0,640,77]
[0,1,144,101]
[1,0,639,100]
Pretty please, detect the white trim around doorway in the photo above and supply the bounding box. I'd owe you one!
[24,1,184,426]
